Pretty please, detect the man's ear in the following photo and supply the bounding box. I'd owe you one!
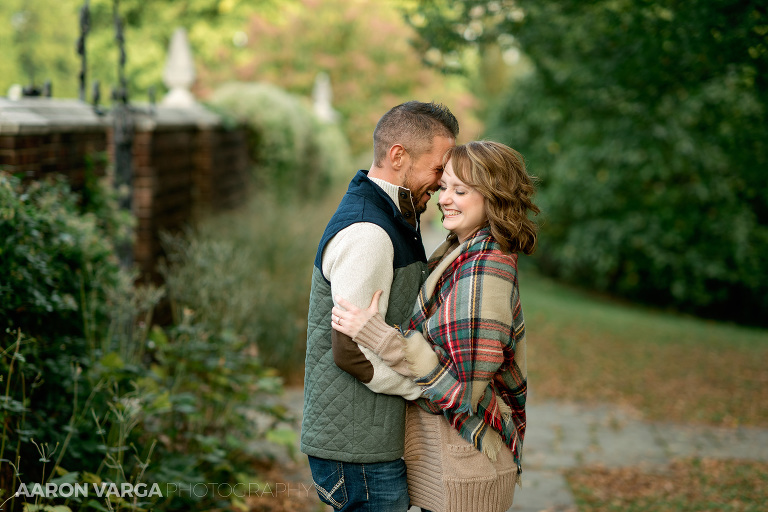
[388,144,408,171]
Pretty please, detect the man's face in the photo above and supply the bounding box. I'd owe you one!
[402,135,455,214]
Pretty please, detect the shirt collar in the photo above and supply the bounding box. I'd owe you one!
[369,176,419,229]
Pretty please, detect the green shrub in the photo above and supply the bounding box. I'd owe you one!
[159,190,333,377]
[0,171,129,340]
[133,318,288,511]
[0,170,134,489]
[207,81,352,199]
[0,172,290,511]
[489,72,767,326]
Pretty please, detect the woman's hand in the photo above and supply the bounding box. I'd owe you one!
[331,290,382,339]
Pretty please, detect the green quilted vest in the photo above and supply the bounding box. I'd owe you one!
[301,263,426,462]
[300,170,428,463]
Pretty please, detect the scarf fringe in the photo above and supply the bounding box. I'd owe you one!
[497,398,513,419]
[481,428,503,462]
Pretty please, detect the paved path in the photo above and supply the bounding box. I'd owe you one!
[259,387,768,512]
[509,398,768,512]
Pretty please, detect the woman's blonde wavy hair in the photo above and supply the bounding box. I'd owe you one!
[443,140,540,255]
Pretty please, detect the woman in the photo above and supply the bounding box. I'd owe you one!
[331,140,539,512]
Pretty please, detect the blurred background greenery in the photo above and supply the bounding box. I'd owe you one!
[2,1,768,510]
[2,0,766,326]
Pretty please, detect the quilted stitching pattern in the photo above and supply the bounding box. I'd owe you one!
[386,264,427,325]
[302,263,426,462]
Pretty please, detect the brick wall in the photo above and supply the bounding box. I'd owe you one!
[0,99,109,188]
[0,98,251,282]
[0,131,109,187]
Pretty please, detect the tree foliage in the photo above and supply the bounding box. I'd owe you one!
[195,0,483,155]
[2,0,482,157]
[0,0,289,100]
[407,0,768,325]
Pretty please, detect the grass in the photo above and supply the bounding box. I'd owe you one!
[566,458,768,512]
[518,266,768,428]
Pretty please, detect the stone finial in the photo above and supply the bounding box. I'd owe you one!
[162,28,196,107]
[312,72,338,123]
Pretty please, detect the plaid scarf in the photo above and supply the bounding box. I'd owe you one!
[405,228,527,468]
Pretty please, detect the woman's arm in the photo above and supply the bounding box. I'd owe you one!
[333,249,520,416]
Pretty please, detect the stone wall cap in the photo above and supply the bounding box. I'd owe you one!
[0,98,107,134]
[131,104,222,131]
[0,98,226,134]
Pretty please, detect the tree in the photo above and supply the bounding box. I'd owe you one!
[406,0,768,325]
[1,0,80,95]
[199,0,483,155]
[0,0,288,101]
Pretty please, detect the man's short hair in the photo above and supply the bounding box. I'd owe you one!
[373,101,459,167]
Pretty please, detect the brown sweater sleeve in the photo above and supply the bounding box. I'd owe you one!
[332,330,374,383]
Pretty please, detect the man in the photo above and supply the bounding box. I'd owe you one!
[301,101,459,511]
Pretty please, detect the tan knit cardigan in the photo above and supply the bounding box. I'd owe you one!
[404,403,517,512]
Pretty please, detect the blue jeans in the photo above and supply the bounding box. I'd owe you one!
[307,455,409,511]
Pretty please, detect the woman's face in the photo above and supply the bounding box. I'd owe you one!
[438,159,486,243]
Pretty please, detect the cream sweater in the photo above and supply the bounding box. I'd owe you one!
[322,177,423,400]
